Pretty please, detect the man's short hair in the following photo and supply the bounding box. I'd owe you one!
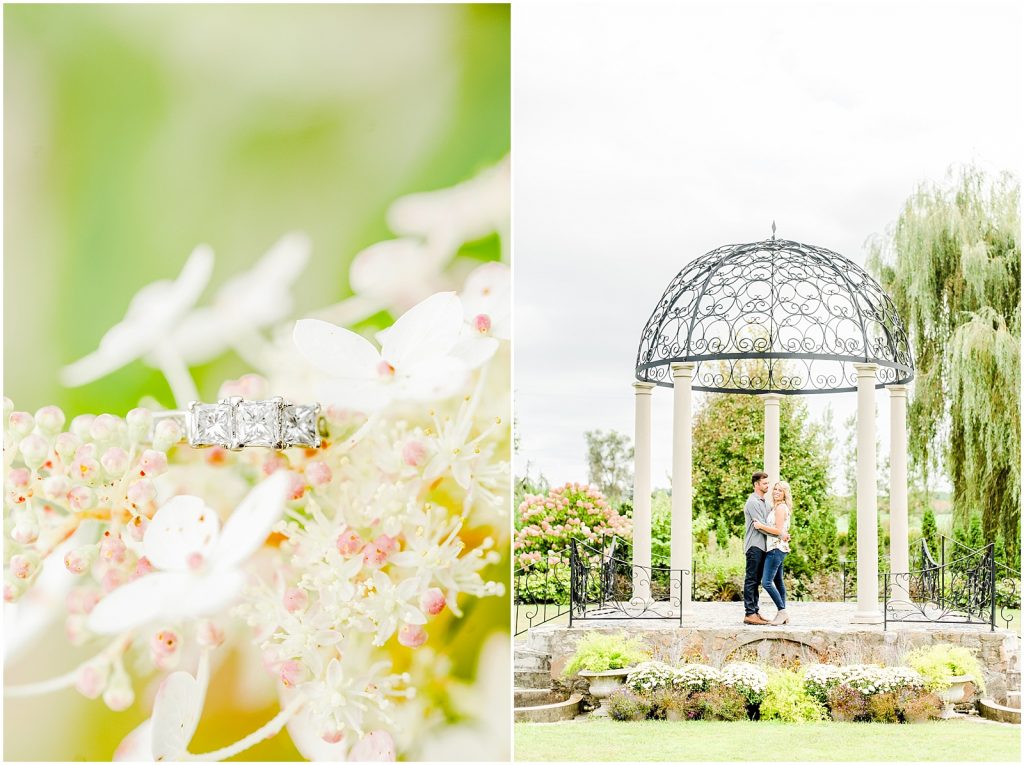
[752,471,768,487]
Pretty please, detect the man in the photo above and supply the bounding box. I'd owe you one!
[743,471,789,625]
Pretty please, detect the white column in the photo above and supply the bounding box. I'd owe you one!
[631,381,655,601]
[851,362,882,623]
[671,362,696,617]
[889,384,910,603]
[763,394,781,484]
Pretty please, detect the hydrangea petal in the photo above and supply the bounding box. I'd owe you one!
[398,356,469,402]
[213,471,289,571]
[378,292,464,370]
[86,571,179,634]
[113,720,154,762]
[461,262,511,339]
[293,319,381,380]
[283,698,348,762]
[151,665,207,761]
[144,495,220,572]
[349,730,396,762]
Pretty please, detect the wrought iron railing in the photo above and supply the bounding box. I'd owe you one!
[514,558,571,637]
[568,538,687,626]
[884,539,997,630]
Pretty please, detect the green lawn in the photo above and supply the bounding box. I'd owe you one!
[515,719,1021,761]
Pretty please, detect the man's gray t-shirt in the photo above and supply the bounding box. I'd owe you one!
[743,492,769,551]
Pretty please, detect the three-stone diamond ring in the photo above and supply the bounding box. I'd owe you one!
[152,397,322,450]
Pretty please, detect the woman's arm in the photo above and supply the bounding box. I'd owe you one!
[754,505,789,537]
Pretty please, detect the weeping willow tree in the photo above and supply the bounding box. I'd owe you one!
[868,167,1020,560]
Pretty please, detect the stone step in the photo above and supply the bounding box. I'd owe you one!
[514,649,551,671]
[514,669,552,690]
[515,688,566,707]
[514,693,583,723]
[1006,691,1020,709]
[979,697,1022,725]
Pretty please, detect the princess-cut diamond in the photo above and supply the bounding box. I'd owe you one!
[235,400,280,447]
[190,403,232,447]
[283,404,319,448]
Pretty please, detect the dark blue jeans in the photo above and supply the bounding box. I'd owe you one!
[761,549,787,610]
[743,547,766,616]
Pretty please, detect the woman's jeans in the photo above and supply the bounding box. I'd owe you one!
[761,549,787,610]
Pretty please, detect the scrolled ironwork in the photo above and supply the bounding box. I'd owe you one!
[514,560,570,637]
[635,237,915,394]
[569,538,688,625]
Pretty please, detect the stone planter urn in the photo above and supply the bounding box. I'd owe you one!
[580,667,633,715]
[937,675,975,719]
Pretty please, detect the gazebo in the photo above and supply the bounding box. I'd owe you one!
[630,232,915,623]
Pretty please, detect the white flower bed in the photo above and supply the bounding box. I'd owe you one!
[804,663,925,701]
[721,662,768,704]
[626,661,678,694]
[672,663,722,692]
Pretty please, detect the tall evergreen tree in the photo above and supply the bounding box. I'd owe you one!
[868,167,1020,559]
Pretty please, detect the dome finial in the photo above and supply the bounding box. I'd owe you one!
[771,220,777,240]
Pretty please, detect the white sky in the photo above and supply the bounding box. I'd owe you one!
[513,0,1022,492]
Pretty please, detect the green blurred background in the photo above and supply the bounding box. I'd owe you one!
[4,2,510,415]
[4,4,509,760]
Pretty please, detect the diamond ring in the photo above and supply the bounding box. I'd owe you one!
[152,397,322,450]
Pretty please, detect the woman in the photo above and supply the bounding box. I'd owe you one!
[754,481,792,625]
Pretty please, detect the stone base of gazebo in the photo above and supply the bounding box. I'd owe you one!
[521,601,1021,705]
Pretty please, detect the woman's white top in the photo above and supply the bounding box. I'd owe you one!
[765,504,791,553]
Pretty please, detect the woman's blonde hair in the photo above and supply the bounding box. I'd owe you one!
[772,480,794,514]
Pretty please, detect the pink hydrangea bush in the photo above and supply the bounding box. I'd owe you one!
[514,482,631,568]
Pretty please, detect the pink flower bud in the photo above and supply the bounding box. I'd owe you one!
[66,588,101,615]
[75,661,109,699]
[473,313,492,334]
[99,531,127,564]
[71,457,100,484]
[11,518,39,545]
[419,587,446,616]
[101,569,124,594]
[138,449,167,477]
[197,620,226,649]
[150,629,180,661]
[4,578,24,602]
[54,432,81,461]
[89,414,121,442]
[9,468,30,487]
[336,529,364,557]
[134,556,155,578]
[321,728,345,744]
[279,660,309,687]
[64,546,96,575]
[362,543,387,568]
[34,405,65,434]
[19,434,49,469]
[186,552,205,571]
[128,515,149,542]
[69,414,95,439]
[402,440,427,466]
[283,587,309,613]
[305,461,332,487]
[103,671,135,712]
[127,479,155,508]
[398,624,427,649]
[10,554,37,580]
[373,534,398,556]
[8,411,34,436]
[286,471,306,500]
[41,475,70,500]
[126,408,153,441]
[377,360,396,378]
[100,447,130,476]
[152,419,182,451]
[68,485,96,512]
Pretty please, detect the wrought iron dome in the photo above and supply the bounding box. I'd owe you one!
[634,235,915,394]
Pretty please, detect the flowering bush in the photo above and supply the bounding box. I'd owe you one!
[3,162,510,762]
[672,663,723,693]
[514,483,630,568]
[721,661,768,705]
[605,687,653,721]
[626,661,678,694]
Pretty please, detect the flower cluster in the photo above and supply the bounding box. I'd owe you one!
[625,661,678,694]
[804,663,924,701]
[4,160,510,762]
[720,662,768,704]
[672,663,723,693]
[514,483,631,567]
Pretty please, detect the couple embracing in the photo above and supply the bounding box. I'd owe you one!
[742,471,793,626]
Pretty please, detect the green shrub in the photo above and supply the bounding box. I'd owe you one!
[759,669,828,722]
[904,644,986,694]
[866,691,900,723]
[898,688,943,722]
[826,683,869,722]
[692,538,746,602]
[606,688,652,721]
[562,632,650,676]
[649,688,693,720]
[692,686,749,721]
